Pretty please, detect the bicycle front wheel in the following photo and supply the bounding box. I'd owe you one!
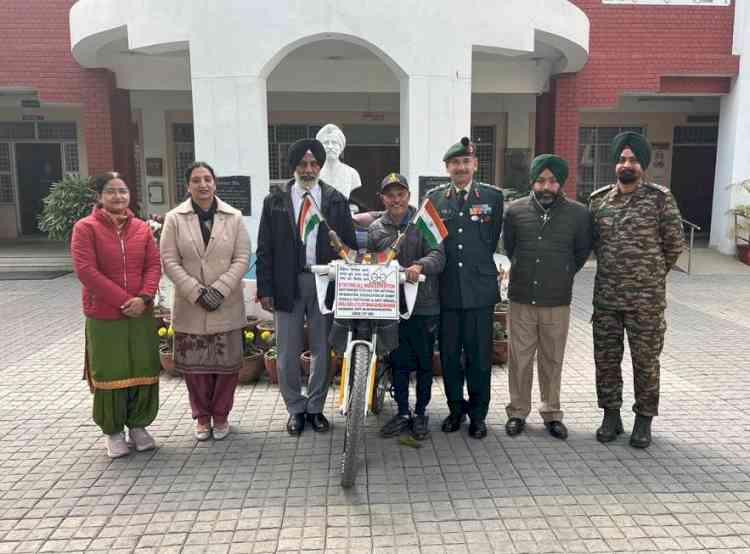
[341,343,370,488]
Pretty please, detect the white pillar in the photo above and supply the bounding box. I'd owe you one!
[400,70,472,200]
[191,75,269,249]
[711,1,750,255]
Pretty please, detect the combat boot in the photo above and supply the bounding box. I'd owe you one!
[596,409,623,443]
[629,414,652,449]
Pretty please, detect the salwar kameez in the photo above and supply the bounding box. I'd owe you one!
[85,313,160,435]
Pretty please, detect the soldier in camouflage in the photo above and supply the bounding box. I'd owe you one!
[589,131,684,449]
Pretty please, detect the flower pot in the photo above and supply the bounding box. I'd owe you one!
[264,351,278,384]
[492,339,509,365]
[239,349,264,384]
[737,244,750,265]
[432,351,442,377]
[493,310,507,326]
[300,350,312,381]
[159,343,179,377]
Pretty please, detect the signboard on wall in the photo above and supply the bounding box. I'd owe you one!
[216,175,252,215]
[418,176,451,201]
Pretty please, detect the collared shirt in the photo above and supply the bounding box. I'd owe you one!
[291,180,322,265]
[453,181,472,197]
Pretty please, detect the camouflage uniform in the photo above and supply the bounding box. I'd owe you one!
[589,181,684,416]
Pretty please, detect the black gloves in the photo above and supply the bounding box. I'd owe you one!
[197,287,225,312]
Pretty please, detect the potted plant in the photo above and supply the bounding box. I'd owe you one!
[492,320,509,365]
[37,174,96,241]
[239,329,264,384]
[157,324,179,376]
[264,347,278,384]
[494,300,509,325]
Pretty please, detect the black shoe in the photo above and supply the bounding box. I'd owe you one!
[380,414,412,437]
[596,409,623,443]
[468,420,487,439]
[306,413,330,433]
[505,417,525,436]
[411,414,430,440]
[441,413,466,433]
[629,414,652,449]
[545,420,568,440]
[287,414,305,436]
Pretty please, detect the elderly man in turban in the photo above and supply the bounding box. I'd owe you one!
[589,132,684,449]
[257,138,357,435]
[502,155,592,440]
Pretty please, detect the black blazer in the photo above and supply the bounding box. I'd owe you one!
[256,179,356,312]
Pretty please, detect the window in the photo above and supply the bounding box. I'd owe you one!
[472,126,496,185]
[38,123,77,141]
[268,125,319,181]
[63,143,79,174]
[577,126,644,201]
[173,124,195,202]
[0,143,12,203]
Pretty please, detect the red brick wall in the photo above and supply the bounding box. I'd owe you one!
[0,0,115,176]
[554,0,739,197]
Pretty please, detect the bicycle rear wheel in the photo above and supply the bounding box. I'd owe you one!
[370,361,391,415]
[341,343,370,488]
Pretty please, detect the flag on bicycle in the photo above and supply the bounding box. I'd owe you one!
[298,194,322,243]
[413,198,448,247]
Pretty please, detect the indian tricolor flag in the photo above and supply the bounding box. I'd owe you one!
[298,195,321,243]
[414,198,448,247]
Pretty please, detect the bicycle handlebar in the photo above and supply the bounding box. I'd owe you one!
[310,263,425,283]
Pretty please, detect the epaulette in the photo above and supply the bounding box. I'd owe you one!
[476,182,503,194]
[425,183,450,197]
[643,182,670,194]
[589,184,614,199]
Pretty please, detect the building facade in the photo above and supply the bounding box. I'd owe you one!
[0,0,746,254]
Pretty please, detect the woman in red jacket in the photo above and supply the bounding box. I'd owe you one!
[71,172,161,459]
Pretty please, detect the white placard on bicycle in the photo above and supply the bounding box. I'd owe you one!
[334,262,400,320]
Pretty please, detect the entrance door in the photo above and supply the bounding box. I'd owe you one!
[670,145,716,234]
[16,143,63,235]
[344,146,400,211]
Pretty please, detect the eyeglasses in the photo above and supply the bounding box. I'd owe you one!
[101,188,129,195]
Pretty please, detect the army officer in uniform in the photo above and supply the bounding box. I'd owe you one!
[427,137,504,439]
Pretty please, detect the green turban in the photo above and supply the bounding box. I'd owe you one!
[610,131,652,169]
[529,154,569,185]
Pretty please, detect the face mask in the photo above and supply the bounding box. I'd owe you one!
[618,168,639,184]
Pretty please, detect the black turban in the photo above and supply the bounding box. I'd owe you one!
[288,139,326,169]
[529,154,569,185]
[610,131,652,169]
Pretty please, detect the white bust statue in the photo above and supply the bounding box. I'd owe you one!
[316,124,362,199]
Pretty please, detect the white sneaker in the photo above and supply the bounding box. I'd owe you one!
[213,422,231,440]
[195,422,211,441]
[128,427,156,452]
[106,432,130,459]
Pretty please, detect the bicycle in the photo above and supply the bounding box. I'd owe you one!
[311,234,423,488]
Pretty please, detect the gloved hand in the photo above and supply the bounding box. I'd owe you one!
[196,287,224,312]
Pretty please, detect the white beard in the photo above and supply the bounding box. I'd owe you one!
[295,176,319,191]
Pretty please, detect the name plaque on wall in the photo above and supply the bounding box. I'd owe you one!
[418,176,451,201]
[216,176,252,216]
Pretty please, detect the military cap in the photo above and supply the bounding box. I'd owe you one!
[288,138,326,169]
[529,154,569,186]
[443,136,476,162]
[380,172,409,192]
[610,131,652,169]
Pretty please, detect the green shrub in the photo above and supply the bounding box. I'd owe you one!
[37,174,96,241]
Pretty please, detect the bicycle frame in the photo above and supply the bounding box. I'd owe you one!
[311,259,423,418]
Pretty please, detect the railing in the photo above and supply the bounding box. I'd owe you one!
[680,218,701,275]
